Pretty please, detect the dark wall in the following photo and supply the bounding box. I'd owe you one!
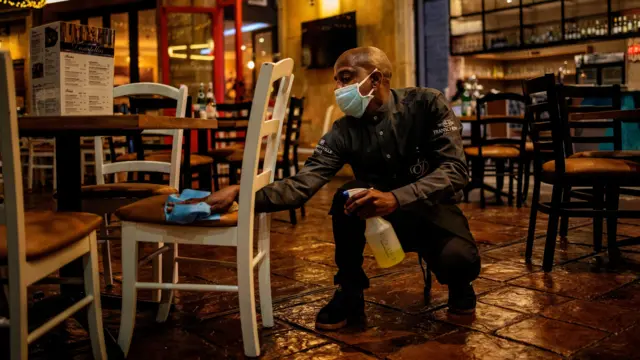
[422,0,449,92]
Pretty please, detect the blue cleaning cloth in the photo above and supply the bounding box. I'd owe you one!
[164,189,221,224]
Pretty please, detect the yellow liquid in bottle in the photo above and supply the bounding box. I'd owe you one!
[365,217,405,268]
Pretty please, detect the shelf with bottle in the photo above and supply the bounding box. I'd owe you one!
[452,33,484,54]
[524,23,562,45]
[194,81,217,119]
[611,14,640,35]
[486,30,521,50]
[564,17,609,41]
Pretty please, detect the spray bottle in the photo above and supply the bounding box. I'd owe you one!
[344,188,405,268]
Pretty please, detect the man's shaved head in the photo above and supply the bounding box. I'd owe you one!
[334,46,392,80]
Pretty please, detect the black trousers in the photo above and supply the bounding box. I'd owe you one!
[330,180,481,289]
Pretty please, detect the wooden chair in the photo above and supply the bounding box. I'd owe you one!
[114,59,294,358]
[26,138,56,191]
[0,50,106,360]
[116,95,214,190]
[82,83,186,289]
[464,92,527,208]
[554,84,622,243]
[208,102,252,190]
[225,97,307,224]
[523,74,640,271]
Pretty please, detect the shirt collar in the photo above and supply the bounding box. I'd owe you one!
[364,90,401,123]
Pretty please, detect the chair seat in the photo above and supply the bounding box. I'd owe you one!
[116,152,214,167]
[464,145,520,158]
[570,150,640,163]
[115,194,238,227]
[541,158,640,185]
[0,211,102,261]
[81,183,178,199]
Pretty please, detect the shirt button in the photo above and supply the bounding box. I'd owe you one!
[374,116,378,120]
[386,154,391,159]
[379,131,384,136]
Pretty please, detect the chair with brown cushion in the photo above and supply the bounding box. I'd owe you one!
[115,58,295,358]
[523,74,640,272]
[556,84,623,243]
[0,50,106,360]
[83,83,187,290]
[120,95,214,190]
[464,92,528,208]
[207,102,252,190]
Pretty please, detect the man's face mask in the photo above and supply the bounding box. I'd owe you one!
[334,68,379,118]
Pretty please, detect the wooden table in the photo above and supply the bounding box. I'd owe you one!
[570,109,640,122]
[19,114,218,359]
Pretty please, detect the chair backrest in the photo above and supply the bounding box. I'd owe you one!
[0,50,28,273]
[237,58,294,240]
[211,102,252,149]
[94,83,187,189]
[281,97,304,166]
[522,74,565,177]
[322,104,335,135]
[473,92,528,152]
[557,84,622,155]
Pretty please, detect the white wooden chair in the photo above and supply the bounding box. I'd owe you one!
[114,59,295,357]
[26,138,56,191]
[0,50,106,360]
[82,83,187,290]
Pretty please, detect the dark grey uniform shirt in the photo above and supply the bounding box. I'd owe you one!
[255,87,474,242]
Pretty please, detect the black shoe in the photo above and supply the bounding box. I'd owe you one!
[315,287,365,331]
[447,283,476,315]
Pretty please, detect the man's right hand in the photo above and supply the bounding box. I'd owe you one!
[167,185,240,214]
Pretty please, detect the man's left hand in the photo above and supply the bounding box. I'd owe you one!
[345,189,399,218]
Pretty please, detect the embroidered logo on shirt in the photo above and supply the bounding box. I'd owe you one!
[433,119,460,136]
[315,139,334,155]
[409,158,429,178]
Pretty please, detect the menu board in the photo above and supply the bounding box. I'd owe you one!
[30,22,115,116]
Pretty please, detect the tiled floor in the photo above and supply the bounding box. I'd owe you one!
[4,179,640,359]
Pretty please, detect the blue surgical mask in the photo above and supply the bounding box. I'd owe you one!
[334,69,378,118]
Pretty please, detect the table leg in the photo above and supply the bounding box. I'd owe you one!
[56,134,83,295]
[55,135,125,359]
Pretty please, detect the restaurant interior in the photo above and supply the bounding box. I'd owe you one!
[1,0,640,359]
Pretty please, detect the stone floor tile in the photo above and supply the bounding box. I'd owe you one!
[387,329,562,360]
[432,302,531,333]
[597,281,640,309]
[483,241,595,266]
[496,317,609,357]
[541,299,640,333]
[479,286,572,313]
[573,323,640,360]
[281,343,377,360]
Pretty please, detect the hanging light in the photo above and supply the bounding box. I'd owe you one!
[2,0,47,8]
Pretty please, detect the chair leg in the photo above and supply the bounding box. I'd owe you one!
[593,186,605,253]
[52,151,57,191]
[525,176,541,262]
[559,186,572,240]
[516,157,524,208]
[156,243,177,323]
[542,185,563,272]
[523,159,532,203]
[151,242,163,303]
[27,144,34,192]
[237,243,260,357]
[300,205,306,218]
[508,160,514,207]
[495,160,505,205]
[9,276,28,360]
[282,164,297,224]
[118,224,139,357]
[479,159,486,209]
[605,185,622,265]
[257,214,274,327]
[83,233,107,360]
[101,241,113,287]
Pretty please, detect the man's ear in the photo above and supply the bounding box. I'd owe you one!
[370,71,383,89]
